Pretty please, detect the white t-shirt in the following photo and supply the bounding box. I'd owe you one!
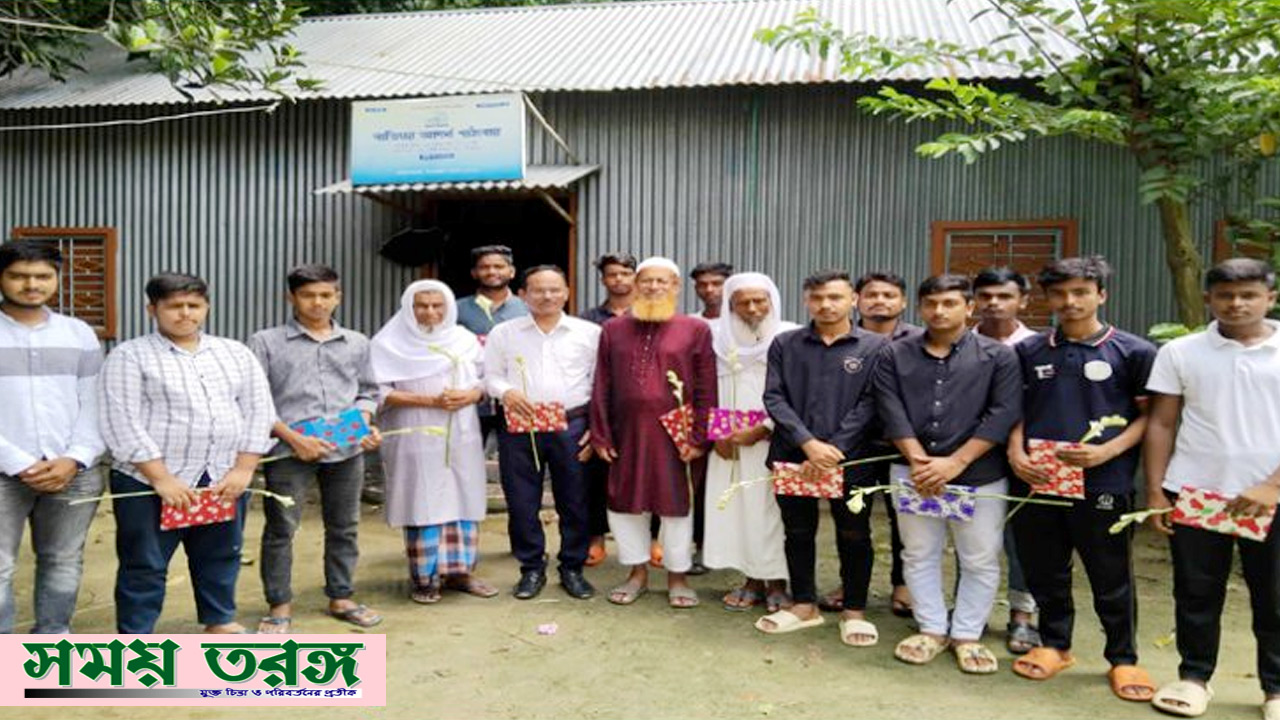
[1146,320,1280,496]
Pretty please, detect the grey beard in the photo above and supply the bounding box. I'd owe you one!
[730,314,775,346]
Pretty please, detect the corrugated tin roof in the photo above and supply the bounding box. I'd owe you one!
[314,164,600,194]
[0,0,1074,110]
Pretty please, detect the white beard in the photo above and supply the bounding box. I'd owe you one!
[730,314,776,347]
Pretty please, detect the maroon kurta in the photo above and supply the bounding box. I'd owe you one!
[590,315,717,516]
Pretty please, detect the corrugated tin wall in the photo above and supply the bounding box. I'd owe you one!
[532,86,1209,332]
[1,86,1228,341]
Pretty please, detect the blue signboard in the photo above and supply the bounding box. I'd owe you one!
[350,93,526,185]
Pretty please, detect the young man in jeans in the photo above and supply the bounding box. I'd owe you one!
[1144,258,1280,719]
[249,264,383,633]
[875,274,1021,674]
[100,273,275,633]
[0,240,105,634]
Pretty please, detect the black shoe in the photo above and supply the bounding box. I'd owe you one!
[559,568,595,600]
[513,569,547,600]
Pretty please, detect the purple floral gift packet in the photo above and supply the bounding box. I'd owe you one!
[705,408,768,441]
[889,464,977,522]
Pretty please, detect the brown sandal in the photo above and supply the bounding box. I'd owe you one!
[443,575,499,598]
[411,584,442,604]
[1108,665,1156,702]
[1012,647,1076,680]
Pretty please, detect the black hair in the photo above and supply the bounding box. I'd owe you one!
[1037,256,1112,291]
[521,264,568,284]
[286,264,340,293]
[973,266,1030,294]
[0,240,61,275]
[855,270,907,294]
[470,244,514,268]
[917,274,973,300]
[690,261,734,280]
[1205,257,1276,290]
[145,272,209,304]
[802,269,853,291]
[594,252,637,272]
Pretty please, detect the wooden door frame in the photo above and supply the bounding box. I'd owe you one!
[9,225,118,340]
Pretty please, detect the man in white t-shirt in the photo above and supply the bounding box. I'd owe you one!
[1144,258,1280,720]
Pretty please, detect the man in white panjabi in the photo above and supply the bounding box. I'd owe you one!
[370,280,497,604]
[704,273,797,612]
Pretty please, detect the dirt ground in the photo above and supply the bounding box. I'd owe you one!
[8,488,1271,720]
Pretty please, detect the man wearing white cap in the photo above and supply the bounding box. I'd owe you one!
[590,257,717,608]
[704,272,797,612]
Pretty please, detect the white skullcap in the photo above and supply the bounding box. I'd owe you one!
[636,256,681,276]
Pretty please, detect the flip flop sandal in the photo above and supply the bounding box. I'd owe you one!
[410,584,443,604]
[839,618,879,647]
[257,616,292,634]
[1006,620,1042,654]
[754,609,825,634]
[607,582,649,605]
[765,591,790,614]
[585,544,608,567]
[894,633,947,665]
[1108,665,1157,702]
[445,576,500,598]
[722,587,764,612]
[328,604,383,628]
[953,642,999,674]
[1012,647,1076,680]
[668,586,700,609]
[890,597,914,618]
[1151,680,1213,718]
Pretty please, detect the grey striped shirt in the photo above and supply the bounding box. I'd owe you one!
[99,332,276,487]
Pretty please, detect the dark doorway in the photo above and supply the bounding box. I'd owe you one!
[425,194,575,311]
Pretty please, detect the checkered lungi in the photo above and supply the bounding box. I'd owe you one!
[404,521,479,588]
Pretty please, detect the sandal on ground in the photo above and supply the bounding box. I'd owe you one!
[1012,647,1076,680]
[722,587,764,612]
[257,616,292,634]
[1263,697,1280,720]
[1006,620,1042,655]
[327,603,383,629]
[953,641,999,674]
[839,618,879,647]
[1151,680,1213,717]
[668,586,700,609]
[754,609,825,634]
[443,575,500,598]
[817,587,843,613]
[1109,665,1157,702]
[410,584,442,604]
[607,581,649,605]
[890,587,913,618]
[765,590,790,614]
[585,544,608,567]
[894,633,947,665]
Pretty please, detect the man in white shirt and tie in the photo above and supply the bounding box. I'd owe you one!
[485,265,601,600]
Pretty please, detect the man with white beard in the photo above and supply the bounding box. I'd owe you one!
[704,273,797,612]
[590,257,717,608]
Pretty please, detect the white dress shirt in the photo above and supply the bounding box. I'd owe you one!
[484,314,601,411]
[99,332,276,487]
[0,308,104,475]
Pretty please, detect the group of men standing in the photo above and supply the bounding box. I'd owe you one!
[0,236,1276,720]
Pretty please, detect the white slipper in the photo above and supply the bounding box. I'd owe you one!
[839,617,878,647]
[1152,680,1213,717]
[1263,697,1280,720]
[754,609,826,634]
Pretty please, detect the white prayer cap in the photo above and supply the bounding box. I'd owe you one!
[636,256,681,277]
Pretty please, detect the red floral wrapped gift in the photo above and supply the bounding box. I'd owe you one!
[771,461,844,499]
[1025,438,1086,499]
[1172,485,1275,542]
[504,401,569,434]
[160,492,238,531]
[658,404,697,455]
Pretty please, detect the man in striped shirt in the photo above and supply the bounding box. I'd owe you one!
[100,273,275,634]
[0,240,105,634]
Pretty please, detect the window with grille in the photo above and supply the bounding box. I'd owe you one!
[930,219,1079,329]
[8,227,118,340]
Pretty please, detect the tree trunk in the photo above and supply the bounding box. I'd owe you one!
[1156,197,1206,328]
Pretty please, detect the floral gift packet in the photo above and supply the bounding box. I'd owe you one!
[504,401,568,434]
[1172,485,1275,542]
[1025,439,1086,499]
[289,407,370,450]
[771,461,844,499]
[160,491,238,531]
[658,404,697,455]
[889,464,977,522]
[705,408,768,441]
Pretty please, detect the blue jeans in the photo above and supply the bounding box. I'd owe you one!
[111,471,247,633]
[0,469,103,633]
